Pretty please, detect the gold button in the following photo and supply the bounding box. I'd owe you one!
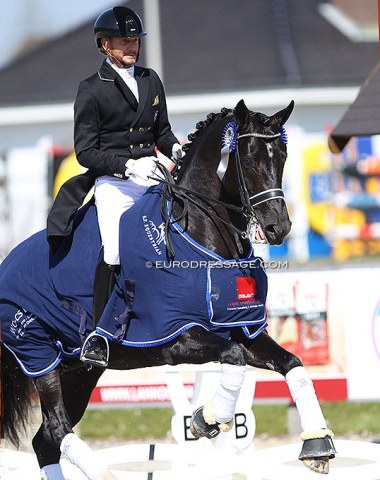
[129,128,133,132]
[139,127,144,131]
[140,144,143,148]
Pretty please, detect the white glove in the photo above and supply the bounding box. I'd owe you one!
[125,158,158,182]
[172,143,184,162]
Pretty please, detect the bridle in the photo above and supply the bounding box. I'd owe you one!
[234,131,285,218]
[156,123,287,255]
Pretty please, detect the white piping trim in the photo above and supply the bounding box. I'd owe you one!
[97,72,114,82]
[250,188,284,201]
[250,195,285,207]
[2,342,62,377]
[238,132,281,140]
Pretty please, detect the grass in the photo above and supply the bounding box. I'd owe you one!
[79,408,174,441]
[79,402,380,441]
[322,402,380,436]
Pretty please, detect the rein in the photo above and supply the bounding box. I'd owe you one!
[157,165,251,258]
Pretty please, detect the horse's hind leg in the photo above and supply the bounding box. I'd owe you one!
[32,370,73,479]
[163,327,247,439]
[60,363,103,427]
[33,367,116,480]
[234,329,336,473]
[32,419,63,479]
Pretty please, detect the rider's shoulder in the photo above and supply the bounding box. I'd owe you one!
[135,66,161,82]
[78,71,103,89]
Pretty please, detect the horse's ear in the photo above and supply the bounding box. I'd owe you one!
[271,100,294,126]
[234,99,250,126]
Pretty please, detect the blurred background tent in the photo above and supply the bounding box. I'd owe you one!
[328,60,380,153]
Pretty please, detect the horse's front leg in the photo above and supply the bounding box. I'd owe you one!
[162,327,247,439]
[33,369,116,480]
[235,329,336,473]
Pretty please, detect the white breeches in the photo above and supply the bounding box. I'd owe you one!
[95,173,156,265]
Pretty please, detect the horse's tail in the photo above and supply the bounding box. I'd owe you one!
[1,345,36,447]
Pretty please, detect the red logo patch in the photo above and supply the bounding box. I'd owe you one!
[236,277,256,301]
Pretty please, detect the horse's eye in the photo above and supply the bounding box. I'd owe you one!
[243,155,254,167]
[263,118,271,127]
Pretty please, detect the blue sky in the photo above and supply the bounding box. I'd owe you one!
[1,0,116,68]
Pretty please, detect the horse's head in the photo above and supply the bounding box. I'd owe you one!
[221,99,294,246]
[174,100,294,257]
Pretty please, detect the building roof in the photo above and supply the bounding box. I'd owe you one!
[0,0,378,107]
[328,60,380,152]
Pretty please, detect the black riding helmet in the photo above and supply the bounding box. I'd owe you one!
[94,6,147,49]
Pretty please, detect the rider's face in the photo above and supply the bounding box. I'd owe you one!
[104,37,140,67]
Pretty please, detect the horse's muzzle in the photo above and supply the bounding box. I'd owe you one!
[264,218,292,245]
[254,203,292,245]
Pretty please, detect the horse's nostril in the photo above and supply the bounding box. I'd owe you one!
[265,224,277,236]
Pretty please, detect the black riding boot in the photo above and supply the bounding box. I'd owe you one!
[80,258,119,367]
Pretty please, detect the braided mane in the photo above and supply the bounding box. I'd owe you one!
[182,107,232,154]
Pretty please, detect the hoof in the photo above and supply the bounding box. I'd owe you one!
[302,456,330,474]
[189,406,221,439]
[299,435,336,474]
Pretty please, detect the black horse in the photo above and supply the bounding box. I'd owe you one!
[1,100,335,480]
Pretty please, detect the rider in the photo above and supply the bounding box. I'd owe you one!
[49,6,184,367]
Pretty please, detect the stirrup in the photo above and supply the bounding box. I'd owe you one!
[80,331,109,368]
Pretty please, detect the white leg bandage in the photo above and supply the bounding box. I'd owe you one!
[60,433,108,480]
[40,463,65,480]
[210,364,246,424]
[285,366,328,434]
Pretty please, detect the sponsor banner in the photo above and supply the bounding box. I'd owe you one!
[90,383,194,405]
[267,277,330,366]
[89,377,347,407]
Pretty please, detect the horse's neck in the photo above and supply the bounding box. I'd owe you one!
[176,199,247,259]
[174,124,249,260]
